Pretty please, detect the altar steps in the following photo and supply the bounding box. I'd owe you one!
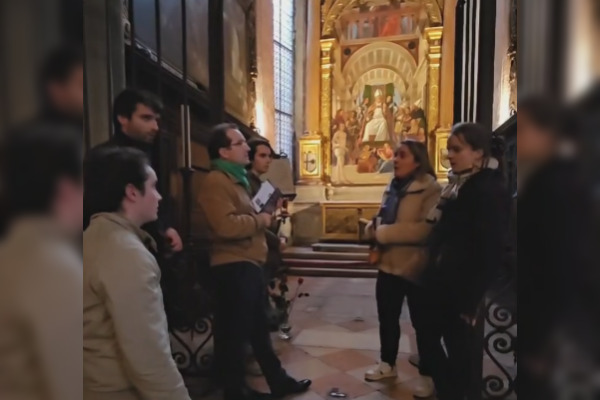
[283,244,377,278]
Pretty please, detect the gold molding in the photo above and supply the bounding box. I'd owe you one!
[297,135,323,184]
[320,38,336,183]
[424,26,446,181]
[433,127,451,181]
[322,0,443,37]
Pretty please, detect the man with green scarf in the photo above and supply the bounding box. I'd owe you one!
[198,124,311,400]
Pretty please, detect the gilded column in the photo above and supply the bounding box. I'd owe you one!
[425,27,447,180]
[320,38,335,182]
[304,0,322,135]
[440,0,458,129]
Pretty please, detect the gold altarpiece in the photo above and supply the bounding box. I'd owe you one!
[296,0,459,241]
[299,0,458,184]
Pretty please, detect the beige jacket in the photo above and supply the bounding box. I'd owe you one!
[197,170,268,267]
[0,218,82,400]
[365,174,442,281]
[83,213,190,400]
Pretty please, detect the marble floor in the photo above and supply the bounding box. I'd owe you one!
[189,277,428,400]
[187,276,516,399]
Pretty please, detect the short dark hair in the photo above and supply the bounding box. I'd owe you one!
[248,138,275,161]
[84,146,150,226]
[113,89,163,133]
[0,126,82,221]
[207,123,239,160]
[39,45,83,87]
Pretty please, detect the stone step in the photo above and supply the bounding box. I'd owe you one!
[283,258,373,270]
[287,266,378,278]
[283,247,368,261]
[311,243,370,254]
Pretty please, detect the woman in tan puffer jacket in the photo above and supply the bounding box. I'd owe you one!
[363,140,441,399]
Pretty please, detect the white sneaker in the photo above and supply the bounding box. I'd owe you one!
[413,375,435,398]
[364,362,397,381]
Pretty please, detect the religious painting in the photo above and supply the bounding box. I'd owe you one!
[329,1,430,186]
[224,0,251,123]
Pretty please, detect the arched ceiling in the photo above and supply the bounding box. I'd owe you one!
[322,0,443,37]
[351,68,409,98]
[342,41,417,88]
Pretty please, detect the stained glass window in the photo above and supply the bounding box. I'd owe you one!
[273,0,295,161]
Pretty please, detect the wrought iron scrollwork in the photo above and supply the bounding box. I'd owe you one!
[170,316,214,375]
[482,285,517,399]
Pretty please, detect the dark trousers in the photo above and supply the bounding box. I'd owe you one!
[213,262,287,398]
[411,290,473,400]
[376,270,429,374]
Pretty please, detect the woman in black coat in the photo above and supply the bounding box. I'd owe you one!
[417,123,511,400]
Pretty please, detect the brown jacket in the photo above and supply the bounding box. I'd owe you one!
[198,170,268,267]
[365,174,442,281]
[83,213,190,400]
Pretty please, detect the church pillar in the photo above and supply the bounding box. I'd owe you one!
[255,0,276,145]
[319,38,335,182]
[304,0,321,135]
[440,0,458,129]
[425,27,447,180]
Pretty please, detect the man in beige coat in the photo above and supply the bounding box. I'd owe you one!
[0,128,83,400]
[83,147,190,400]
[198,124,311,400]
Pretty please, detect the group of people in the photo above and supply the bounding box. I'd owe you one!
[0,45,311,400]
[1,42,595,400]
[361,124,512,400]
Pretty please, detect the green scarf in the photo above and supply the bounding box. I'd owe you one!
[211,159,250,190]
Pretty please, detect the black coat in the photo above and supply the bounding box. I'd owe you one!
[426,168,511,316]
[518,158,598,357]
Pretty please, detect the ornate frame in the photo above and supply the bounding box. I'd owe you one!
[316,0,453,184]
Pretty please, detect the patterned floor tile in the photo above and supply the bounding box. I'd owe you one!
[319,349,378,372]
[283,358,340,381]
[310,372,376,399]
[299,346,344,358]
[354,391,396,400]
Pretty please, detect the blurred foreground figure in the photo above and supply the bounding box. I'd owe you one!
[0,128,83,400]
[518,96,599,399]
[83,147,190,400]
[38,45,84,130]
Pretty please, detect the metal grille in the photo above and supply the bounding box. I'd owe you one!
[273,0,295,160]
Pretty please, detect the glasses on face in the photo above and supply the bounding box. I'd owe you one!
[230,140,247,148]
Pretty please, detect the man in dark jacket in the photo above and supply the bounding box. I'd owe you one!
[85,89,182,256]
[38,45,84,131]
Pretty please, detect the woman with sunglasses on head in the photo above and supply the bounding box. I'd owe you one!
[363,140,441,399]
[420,123,511,400]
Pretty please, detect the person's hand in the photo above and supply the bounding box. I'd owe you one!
[279,237,287,252]
[460,313,477,327]
[257,213,273,227]
[276,198,285,210]
[165,228,183,252]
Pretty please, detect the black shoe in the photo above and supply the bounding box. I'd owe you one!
[272,378,312,398]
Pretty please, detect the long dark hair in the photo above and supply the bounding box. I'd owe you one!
[400,140,437,179]
[450,122,505,171]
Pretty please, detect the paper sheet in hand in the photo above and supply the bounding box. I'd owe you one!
[251,180,282,214]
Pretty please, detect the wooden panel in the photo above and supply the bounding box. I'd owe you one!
[321,202,379,241]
